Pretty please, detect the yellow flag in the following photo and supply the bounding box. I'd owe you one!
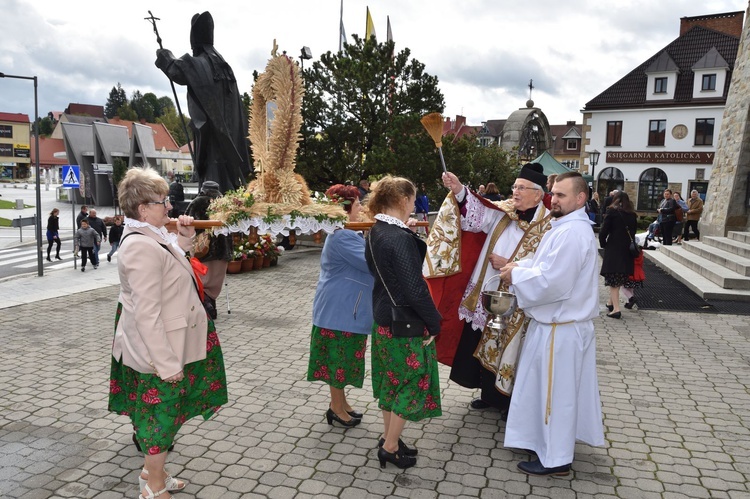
[366,7,376,40]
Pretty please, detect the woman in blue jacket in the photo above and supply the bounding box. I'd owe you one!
[308,184,374,428]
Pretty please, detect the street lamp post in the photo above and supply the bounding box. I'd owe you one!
[299,46,312,70]
[588,149,600,194]
[0,72,43,276]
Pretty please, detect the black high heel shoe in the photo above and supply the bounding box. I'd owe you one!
[347,409,363,419]
[624,297,637,309]
[377,447,416,469]
[606,311,622,319]
[378,437,418,456]
[326,408,361,427]
[606,303,613,312]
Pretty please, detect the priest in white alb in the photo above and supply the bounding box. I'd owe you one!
[499,171,605,476]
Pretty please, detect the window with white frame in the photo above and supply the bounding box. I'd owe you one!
[654,77,668,94]
[566,139,578,150]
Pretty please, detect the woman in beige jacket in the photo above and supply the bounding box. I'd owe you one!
[108,167,228,499]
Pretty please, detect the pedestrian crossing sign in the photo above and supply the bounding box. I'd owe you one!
[62,165,80,188]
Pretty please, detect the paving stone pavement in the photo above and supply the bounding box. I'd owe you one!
[1,247,750,498]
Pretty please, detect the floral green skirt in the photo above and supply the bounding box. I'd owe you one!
[307,325,367,389]
[371,323,442,422]
[108,303,228,455]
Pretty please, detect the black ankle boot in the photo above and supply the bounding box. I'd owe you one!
[378,437,418,456]
[377,447,416,469]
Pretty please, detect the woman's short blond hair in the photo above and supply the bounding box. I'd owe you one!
[118,166,169,219]
[366,175,416,217]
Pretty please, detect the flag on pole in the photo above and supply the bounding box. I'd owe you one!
[366,6,376,40]
[339,0,346,52]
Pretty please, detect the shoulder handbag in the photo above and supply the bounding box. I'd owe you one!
[367,232,425,338]
[618,211,641,258]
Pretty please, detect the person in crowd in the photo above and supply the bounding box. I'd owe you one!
[542,173,557,209]
[477,184,486,196]
[599,191,637,319]
[431,164,551,420]
[365,175,442,470]
[499,172,604,476]
[683,189,704,242]
[185,181,232,319]
[86,209,107,266]
[46,208,62,262]
[76,205,89,229]
[673,192,689,243]
[75,219,100,272]
[307,184,372,429]
[155,11,251,194]
[168,178,186,218]
[358,178,371,201]
[587,191,600,224]
[482,182,504,202]
[658,189,678,246]
[600,189,618,220]
[414,183,430,237]
[106,216,124,262]
[108,166,227,499]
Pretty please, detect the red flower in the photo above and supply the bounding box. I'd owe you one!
[148,446,161,455]
[335,369,345,383]
[174,415,186,425]
[418,375,430,391]
[141,388,162,405]
[405,353,421,370]
[128,393,137,401]
[210,381,223,391]
[109,380,121,394]
[354,349,365,359]
[423,394,438,410]
[342,332,353,338]
[189,373,197,385]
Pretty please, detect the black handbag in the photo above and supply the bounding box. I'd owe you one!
[368,234,425,338]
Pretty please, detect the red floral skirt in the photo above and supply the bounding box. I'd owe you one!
[307,325,367,389]
[108,303,228,454]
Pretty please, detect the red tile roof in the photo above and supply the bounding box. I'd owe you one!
[30,137,67,166]
[0,112,30,123]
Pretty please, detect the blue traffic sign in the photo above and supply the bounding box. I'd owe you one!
[62,165,80,188]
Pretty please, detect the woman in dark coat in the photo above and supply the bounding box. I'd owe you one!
[658,189,678,245]
[599,191,637,319]
[365,175,442,470]
[46,208,61,261]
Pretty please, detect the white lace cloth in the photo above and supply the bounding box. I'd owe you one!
[214,215,345,237]
[124,217,182,253]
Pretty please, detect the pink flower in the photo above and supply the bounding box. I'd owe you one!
[418,376,430,391]
[188,373,197,385]
[109,380,121,394]
[405,353,421,370]
[141,388,162,405]
[148,446,161,455]
[354,349,365,359]
[335,369,345,383]
[128,393,137,401]
[210,381,223,391]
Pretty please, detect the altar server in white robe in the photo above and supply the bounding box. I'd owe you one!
[499,171,605,476]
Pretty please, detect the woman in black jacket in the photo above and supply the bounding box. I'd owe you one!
[658,189,678,245]
[599,192,637,319]
[46,208,61,261]
[365,175,442,470]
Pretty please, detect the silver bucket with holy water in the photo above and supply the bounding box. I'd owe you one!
[480,274,516,334]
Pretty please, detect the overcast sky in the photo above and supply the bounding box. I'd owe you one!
[1,0,746,128]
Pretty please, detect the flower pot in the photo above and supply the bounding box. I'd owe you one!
[241,258,254,272]
[247,226,259,245]
[253,255,264,270]
[263,256,272,268]
[227,261,242,274]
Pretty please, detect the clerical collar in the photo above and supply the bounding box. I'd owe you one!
[515,207,536,223]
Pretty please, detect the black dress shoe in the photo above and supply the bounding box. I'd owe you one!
[606,311,622,319]
[326,408,360,427]
[517,458,571,476]
[378,437,418,456]
[624,297,637,309]
[470,398,491,409]
[605,303,613,312]
[377,447,416,469]
[46,256,52,262]
[347,409,363,419]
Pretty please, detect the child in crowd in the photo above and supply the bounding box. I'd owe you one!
[75,219,101,272]
[622,244,645,309]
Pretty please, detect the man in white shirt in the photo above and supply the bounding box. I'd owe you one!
[499,171,605,476]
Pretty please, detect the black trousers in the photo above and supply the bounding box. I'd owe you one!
[80,247,96,268]
[683,220,700,241]
[660,220,676,245]
[449,321,510,411]
[47,238,61,258]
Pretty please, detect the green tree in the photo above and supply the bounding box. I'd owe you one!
[117,102,138,121]
[130,91,160,123]
[105,83,128,118]
[297,35,444,191]
[156,105,189,147]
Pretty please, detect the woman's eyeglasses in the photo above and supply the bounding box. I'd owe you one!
[146,198,171,207]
